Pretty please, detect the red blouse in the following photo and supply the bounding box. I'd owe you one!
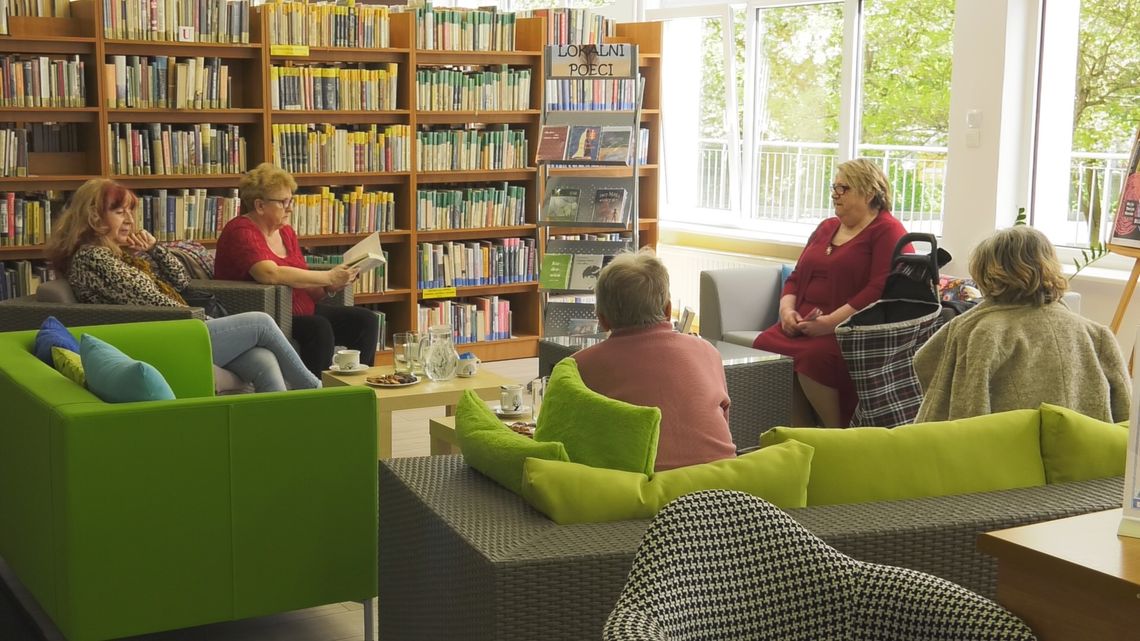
[214,216,317,316]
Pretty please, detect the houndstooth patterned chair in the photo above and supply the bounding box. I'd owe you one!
[603,490,1037,641]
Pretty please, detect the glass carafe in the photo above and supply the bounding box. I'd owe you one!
[422,324,460,381]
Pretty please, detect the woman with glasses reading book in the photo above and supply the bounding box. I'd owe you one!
[214,163,379,376]
[752,159,908,428]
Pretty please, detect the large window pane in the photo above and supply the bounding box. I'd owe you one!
[1036,0,1140,248]
[748,3,843,236]
[857,0,954,237]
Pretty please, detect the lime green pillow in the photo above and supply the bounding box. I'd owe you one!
[520,440,814,524]
[759,409,1046,506]
[51,346,86,387]
[455,390,569,494]
[534,358,661,475]
[1039,403,1128,484]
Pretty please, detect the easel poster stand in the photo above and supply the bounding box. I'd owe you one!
[1107,243,1140,334]
[1107,127,1140,334]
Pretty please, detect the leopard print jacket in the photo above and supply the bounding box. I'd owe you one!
[67,244,189,307]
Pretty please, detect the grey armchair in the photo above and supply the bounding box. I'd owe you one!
[698,264,788,347]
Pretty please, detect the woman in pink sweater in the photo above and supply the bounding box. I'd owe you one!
[572,250,736,470]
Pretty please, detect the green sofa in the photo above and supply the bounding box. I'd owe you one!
[0,320,378,641]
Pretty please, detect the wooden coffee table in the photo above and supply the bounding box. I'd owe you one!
[323,366,513,459]
[977,508,1140,641]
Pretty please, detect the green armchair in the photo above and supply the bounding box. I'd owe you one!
[0,320,378,641]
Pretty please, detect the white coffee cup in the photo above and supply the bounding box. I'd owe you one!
[333,349,361,370]
[500,384,524,412]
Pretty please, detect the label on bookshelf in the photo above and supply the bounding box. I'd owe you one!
[270,44,310,57]
[177,26,197,42]
[423,287,458,299]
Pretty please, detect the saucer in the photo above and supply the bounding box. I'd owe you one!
[494,405,531,418]
[328,363,369,374]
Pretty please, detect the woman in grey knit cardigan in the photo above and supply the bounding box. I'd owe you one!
[913,225,1129,423]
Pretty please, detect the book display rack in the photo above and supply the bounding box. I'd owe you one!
[0,1,660,362]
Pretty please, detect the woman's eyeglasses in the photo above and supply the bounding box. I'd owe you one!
[263,197,294,208]
[830,183,851,196]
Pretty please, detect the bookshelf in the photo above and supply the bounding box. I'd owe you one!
[0,1,661,363]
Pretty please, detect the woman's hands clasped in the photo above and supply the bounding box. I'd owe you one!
[779,307,804,336]
[124,230,157,253]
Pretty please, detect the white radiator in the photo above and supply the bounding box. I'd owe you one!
[657,244,783,318]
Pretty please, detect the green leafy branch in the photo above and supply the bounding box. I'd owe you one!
[1013,207,1107,280]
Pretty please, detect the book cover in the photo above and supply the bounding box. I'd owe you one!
[568,317,599,336]
[568,254,603,291]
[591,187,627,224]
[597,126,633,163]
[565,125,600,161]
[536,124,569,162]
[1110,127,1140,249]
[544,187,580,222]
[343,231,387,272]
[539,253,572,289]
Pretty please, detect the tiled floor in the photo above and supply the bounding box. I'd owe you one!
[20,358,540,641]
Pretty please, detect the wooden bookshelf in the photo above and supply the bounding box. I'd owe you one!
[0,1,663,363]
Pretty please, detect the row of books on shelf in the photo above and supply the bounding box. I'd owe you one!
[5,123,81,152]
[416,185,526,231]
[103,0,251,43]
[0,128,29,178]
[106,55,231,110]
[0,260,53,301]
[135,188,238,241]
[417,238,536,288]
[108,123,247,176]
[1,55,86,108]
[265,1,390,49]
[305,250,389,295]
[415,126,528,172]
[271,64,399,112]
[544,186,630,225]
[538,125,648,164]
[417,296,512,343]
[539,253,615,291]
[545,78,643,112]
[522,8,615,46]
[271,123,411,174]
[395,5,516,52]
[0,193,52,246]
[289,188,397,237]
[415,66,531,112]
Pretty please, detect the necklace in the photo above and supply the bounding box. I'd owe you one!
[825,243,834,256]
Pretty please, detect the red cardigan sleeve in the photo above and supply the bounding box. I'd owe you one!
[846,214,908,311]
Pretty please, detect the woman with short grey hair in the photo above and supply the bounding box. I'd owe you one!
[572,249,737,470]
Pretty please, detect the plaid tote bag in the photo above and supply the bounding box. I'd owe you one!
[835,298,943,427]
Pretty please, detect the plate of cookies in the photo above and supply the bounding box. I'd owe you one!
[365,373,421,388]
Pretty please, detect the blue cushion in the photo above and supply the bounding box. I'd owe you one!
[780,264,795,291]
[80,334,176,403]
[34,316,80,366]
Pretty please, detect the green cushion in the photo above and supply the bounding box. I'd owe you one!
[533,358,661,475]
[80,334,175,403]
[759,409,1046,506]
[51,347,85,387]
[455,389,569,494]
[520,440,814,524]
[1039,403,1128,483]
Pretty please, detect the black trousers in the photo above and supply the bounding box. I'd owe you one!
[292,303,379,376]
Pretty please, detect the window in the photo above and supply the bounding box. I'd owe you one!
[654,0,955,239]
[1033,0,1140,249]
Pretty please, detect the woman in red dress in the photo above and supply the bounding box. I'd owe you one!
[753,159,908,427]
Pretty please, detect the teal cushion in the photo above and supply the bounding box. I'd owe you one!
[534,358,661,475]
[34,316,79,366]
[759,409,1046,505]
[80,334,175,403]
[520,440,815,524]
[455,389,569,494]
[1039,403,1128,483]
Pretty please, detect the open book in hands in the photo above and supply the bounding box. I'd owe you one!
[343,231,387,273]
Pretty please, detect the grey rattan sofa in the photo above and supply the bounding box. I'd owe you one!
[379,455,1121,641]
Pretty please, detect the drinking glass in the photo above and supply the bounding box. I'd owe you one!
[392,332,415,374]
[528,376,548,421]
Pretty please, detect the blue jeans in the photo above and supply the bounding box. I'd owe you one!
[206,312,319,392]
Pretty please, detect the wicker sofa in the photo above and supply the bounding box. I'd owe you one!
[379,455,1121,641]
